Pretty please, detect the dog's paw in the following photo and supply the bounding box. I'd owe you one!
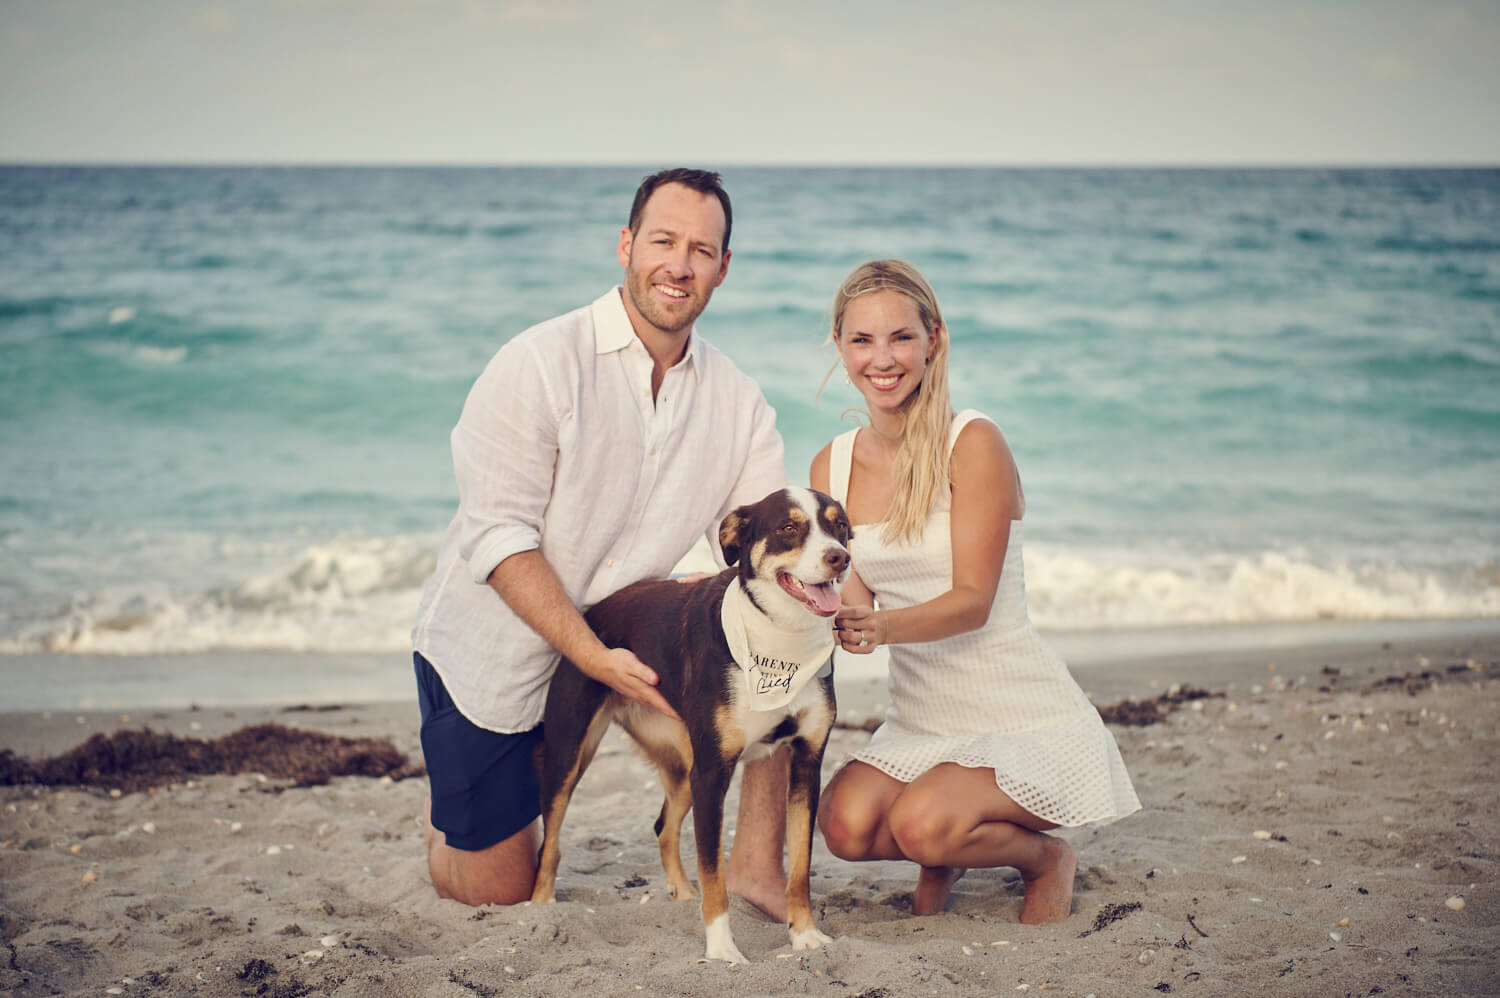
[704,939,749,965]
[789,926,833,951]
[704,914,749,965]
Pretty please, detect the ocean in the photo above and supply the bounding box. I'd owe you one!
[2,166,1497,704]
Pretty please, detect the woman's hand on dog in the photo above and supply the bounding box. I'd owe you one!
[580,647,683,720]
[834,604,885,654]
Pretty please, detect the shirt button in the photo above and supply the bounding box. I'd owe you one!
[607,559,615,567]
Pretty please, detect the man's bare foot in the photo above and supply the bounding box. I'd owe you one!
[912,865,966,915]
[1018,836,1076,924]
[726,866,789,922]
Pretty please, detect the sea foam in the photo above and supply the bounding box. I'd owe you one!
[4,540,1494,656]
[1024,547,1500,629]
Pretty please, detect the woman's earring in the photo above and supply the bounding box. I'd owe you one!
[844,369,852,384]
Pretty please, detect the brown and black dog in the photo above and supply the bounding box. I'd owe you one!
[530,486,852,963]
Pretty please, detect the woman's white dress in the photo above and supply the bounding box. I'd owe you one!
[830,410,1140,827]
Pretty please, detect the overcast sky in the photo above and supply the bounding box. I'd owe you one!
[3,0,1497,166]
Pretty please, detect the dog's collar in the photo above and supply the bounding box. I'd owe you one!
[720,579,835,712]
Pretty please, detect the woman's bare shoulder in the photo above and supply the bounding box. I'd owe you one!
[951,415,1024,517]
[952,414,1012,466]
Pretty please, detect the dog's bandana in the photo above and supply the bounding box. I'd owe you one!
[720,579,835,711]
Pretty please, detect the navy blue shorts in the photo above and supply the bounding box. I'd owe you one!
[414,651,543,852]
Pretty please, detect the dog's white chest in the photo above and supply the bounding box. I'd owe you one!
[733,665,833,761]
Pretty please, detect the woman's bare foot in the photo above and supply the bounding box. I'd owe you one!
[1018,836,1076,924]
[912,865,967,915]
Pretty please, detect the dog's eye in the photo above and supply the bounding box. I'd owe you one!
[780,522,798,534]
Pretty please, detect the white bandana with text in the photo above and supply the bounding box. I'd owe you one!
[720,579,836,711]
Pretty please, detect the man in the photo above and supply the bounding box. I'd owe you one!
[411,168,791,916]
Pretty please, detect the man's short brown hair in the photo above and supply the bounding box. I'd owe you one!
[628,168,732,253]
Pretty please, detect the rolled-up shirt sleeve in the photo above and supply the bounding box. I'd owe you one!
[453,337,564,584]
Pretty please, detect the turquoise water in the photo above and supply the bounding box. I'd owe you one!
[1,166,1497,656]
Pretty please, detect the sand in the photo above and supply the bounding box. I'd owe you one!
[2,629,1496,997]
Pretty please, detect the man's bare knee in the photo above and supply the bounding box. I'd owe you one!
[428,820,539,907]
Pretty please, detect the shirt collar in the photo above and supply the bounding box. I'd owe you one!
[591,287,701,380]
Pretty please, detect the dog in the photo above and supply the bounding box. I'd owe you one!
[530,486,852,964]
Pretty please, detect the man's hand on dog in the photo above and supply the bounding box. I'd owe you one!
[580,646,682,720]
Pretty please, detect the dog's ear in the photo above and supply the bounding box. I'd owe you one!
[718,505,752,566]
[833,504,854,546]
[821,495,854,547]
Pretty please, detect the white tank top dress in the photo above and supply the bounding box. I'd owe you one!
[830,410,1140,827]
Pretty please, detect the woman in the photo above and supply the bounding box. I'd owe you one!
[810,260,1139,923]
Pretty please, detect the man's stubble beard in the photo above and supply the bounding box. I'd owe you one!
[625,260,711,336]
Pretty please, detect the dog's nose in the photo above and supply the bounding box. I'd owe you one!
[823,547,850,574]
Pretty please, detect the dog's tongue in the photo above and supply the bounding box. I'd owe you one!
[804,580,842,615]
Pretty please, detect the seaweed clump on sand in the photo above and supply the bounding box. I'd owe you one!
[1360,660,1497,695]
[0,723,424,794]
[1078,900,1143,937]
[1096,686,1223,727]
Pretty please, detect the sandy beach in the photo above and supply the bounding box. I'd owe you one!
[2,629,1496,997]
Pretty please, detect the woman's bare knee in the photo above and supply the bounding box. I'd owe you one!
[887,797,957,868]
[818,796,874,860]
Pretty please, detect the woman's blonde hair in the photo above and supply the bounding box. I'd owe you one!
[829,260,954,545]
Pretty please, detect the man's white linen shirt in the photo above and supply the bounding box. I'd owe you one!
[412,287,787,732]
